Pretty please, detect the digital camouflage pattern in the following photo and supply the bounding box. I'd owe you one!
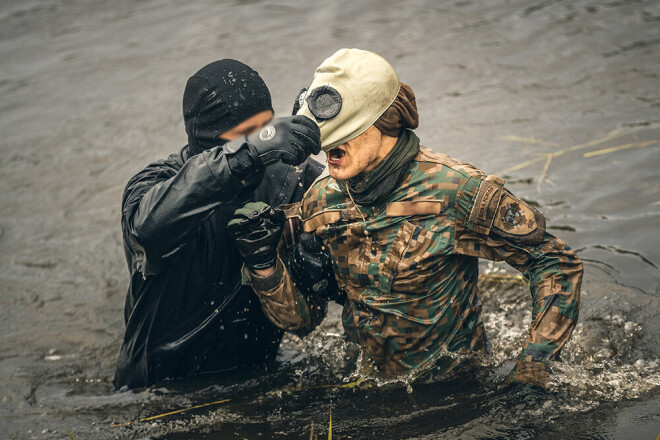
[245,144,583,384]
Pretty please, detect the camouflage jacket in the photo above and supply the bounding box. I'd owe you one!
[246,145,583,380]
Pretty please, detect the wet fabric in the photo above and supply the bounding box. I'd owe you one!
[373,83,419,137]
[183,60,273,155]
[336,128,420,206]
[246,146,582,381]
[114,144,323,389]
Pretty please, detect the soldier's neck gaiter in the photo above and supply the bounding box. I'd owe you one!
[337,129,420,207]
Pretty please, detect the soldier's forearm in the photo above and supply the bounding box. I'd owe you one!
[247,259,317,335]
[521,236,583,363]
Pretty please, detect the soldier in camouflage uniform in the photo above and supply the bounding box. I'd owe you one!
[229,49,582,387]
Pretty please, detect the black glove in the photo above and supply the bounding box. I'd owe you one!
[289,232,340,301]
[248,115,320,166]
[227,202,285,271]
[292,88,307,115]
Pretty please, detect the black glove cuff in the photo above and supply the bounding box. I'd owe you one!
[247,254,278,272]
[257,149,283,167]
[226,142,264,181]
[250,259,284,292]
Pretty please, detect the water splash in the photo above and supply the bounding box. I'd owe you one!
[478,262,660,408]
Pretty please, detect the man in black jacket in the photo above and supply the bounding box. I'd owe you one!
[113,59,324,389]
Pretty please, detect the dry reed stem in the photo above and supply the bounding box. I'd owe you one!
[497,129,623,175]
[499,135,559,147]
[111,398,231,427]
[583,140,658,158]
[536,153,553,193]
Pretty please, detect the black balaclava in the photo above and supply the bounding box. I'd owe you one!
[183,59,273,156]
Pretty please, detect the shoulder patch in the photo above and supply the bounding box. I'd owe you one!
[492,192,546,245]
[468,176,504,234]
[468,175,545,245]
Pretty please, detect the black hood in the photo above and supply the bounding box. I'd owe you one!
[183,59,273,155]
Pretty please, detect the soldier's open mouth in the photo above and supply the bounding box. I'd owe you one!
[327,147,346,165]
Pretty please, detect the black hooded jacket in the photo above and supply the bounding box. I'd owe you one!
[113,61,324,389]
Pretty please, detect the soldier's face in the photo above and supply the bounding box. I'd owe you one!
[217,110,274,141]
[326,125,385,180]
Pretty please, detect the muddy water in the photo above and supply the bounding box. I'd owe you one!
[1,0,659,438]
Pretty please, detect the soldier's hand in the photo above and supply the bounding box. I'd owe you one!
[227,202,285,271]
[289,232,340,301]
[510,360,550,389]
[247,115,321,166]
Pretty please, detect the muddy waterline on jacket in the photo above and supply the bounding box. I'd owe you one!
[1,0,659,438]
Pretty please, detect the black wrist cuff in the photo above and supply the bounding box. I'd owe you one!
[248,254,278,272]
[226,142,264,181]
[250,260,283,292]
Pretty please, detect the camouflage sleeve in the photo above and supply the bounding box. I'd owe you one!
[454,175,583,387]
[242,257,327,338]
